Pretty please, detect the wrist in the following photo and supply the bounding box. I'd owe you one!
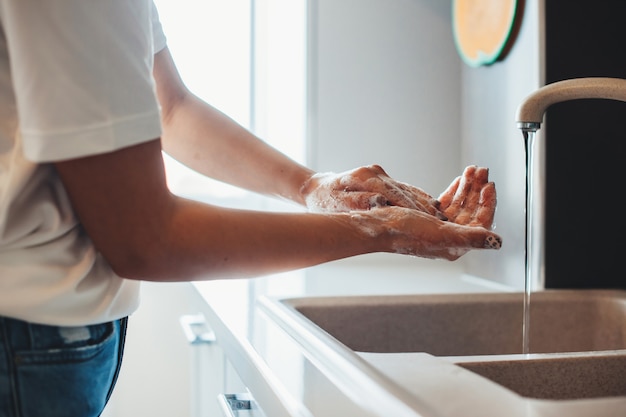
[347,210,393,253]
[272,166,316,206]
[299,171,326,208]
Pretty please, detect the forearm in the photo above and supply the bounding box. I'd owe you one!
[123,197,382,281]
[160,89,314,205]
[110,194,499,282]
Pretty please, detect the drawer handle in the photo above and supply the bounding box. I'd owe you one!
[179,313,216,345]
[218,393,266,417]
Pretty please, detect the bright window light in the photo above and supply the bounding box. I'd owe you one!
[153,0,306,208]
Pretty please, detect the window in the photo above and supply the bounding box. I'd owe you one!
[154,0,307,210]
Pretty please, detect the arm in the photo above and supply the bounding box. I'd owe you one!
[153,47,314,205]
[53,138,500,283]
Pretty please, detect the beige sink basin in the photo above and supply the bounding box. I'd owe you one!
[452,351,626,400]
[260,289,626,407]
[281,290,626,355]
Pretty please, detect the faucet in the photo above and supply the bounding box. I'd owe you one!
[516,77,626,132]
[515,77,626,296]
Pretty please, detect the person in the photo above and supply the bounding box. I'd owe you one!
[0,1,502,416]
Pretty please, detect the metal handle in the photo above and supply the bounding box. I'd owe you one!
[179,313,216,345]
[218,393,266,417]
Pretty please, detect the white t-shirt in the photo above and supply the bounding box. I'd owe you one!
[0,0,167,325]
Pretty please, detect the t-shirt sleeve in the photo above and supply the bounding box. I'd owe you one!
[3,0,164,162]
[152,1,168,54]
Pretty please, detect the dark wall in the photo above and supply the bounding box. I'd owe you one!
[544,1,626,288]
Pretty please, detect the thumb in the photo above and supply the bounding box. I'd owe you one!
[455,224,502,250]
[482,233,502,250]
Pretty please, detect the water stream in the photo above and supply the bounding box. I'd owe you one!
[522,130,536,355]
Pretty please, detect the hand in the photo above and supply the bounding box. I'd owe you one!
[303,164,501,261]
[354,206,502,261]
[302,164,447,219]
[302,164,498,230]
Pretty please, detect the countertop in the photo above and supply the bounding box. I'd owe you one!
[191,254,511,417]
[191,254,626,417]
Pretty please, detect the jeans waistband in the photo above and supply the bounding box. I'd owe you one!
[0,316,124,352]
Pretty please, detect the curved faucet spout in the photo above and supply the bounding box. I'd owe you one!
[515,77,626,132]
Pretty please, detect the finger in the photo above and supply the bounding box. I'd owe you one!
[438,226,502,260]
[377,189,447,219]
[456,166,489,215]
[474,166,489,185]
[483,233,503,250]
[464,166,491,210]
[355,171,443,216]
[450,165,477,211]
[385,182,442,215]
[328,191,388,212]
[367,164,390,177]
[351,191,388,210]
[342,165,445,217]
[395,182,436,205]
[437,176,460,211]
[441,168,473,222]
[469,182,497,228]
[459,225,503,250]
[347,165,390,186]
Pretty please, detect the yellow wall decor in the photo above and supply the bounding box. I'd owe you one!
[453,0,521,67]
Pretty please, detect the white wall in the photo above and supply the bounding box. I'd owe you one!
[307,0,462,197]
[306,0,548,291]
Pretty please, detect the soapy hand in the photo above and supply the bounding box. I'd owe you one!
[352,206,502,261]
[303,164,501,259]
[303,164,497,231]
[302,164,446,219]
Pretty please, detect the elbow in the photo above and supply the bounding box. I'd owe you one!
[99,241,179,282]
[105,250,163,281]
[107,256,155,281]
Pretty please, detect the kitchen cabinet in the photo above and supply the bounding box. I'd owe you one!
[192,257,491,417]
[102,282,247,417]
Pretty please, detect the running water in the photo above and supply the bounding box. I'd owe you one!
[522,130,536,355]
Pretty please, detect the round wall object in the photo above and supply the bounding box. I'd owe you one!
[453,0,521,67]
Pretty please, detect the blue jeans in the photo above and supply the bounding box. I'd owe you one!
[0,316,127,417]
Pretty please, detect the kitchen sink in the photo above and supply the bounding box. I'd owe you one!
[259,289,626,410]
[451,351,626,400]
[276,290,626,355]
